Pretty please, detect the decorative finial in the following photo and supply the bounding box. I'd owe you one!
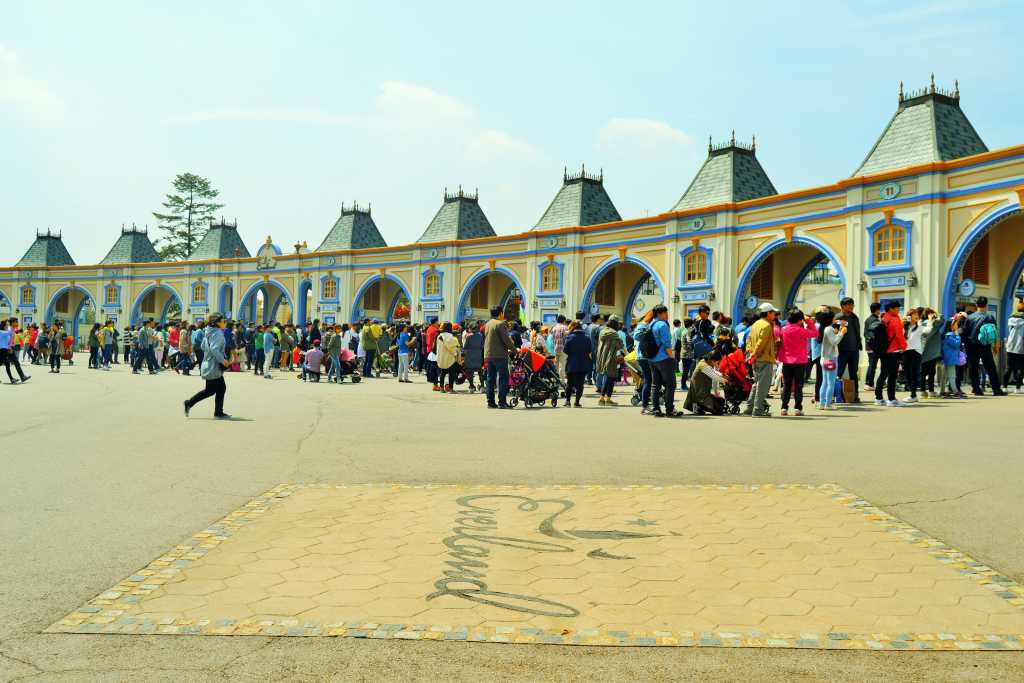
[599,167,603,182]
[751,135,756,152]
[930,73,936,93]
[265,235,272,245]
[708,135,712,153]
[563,166,567,182]
[954,79,960,99]
[730,130,736,145]
[458,184,463,197]
[898,81,904,102]
[234,247,241,258]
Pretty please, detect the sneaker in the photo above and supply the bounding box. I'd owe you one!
[779,409,788,416]
[606,398,618,406]
[863,384,873,392]
[20,376,30,384]
[432,385,440,392]
[874,399,885,406]
[214,413,232,419]
[886,400,903,407]
[993,390,1008,396]
[794,409,804,416]
[904,395,918,404]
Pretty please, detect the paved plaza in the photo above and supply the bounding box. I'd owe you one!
[3,363,1024,680]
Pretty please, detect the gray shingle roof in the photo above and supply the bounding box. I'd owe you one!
[671,143,777,211]
[100,228,161,264]
[15,232,75,267]
[316,205,387,251]
[853,91,987,177]
[534,170,622,229]
[188,221,250,260]
[417,189,496,242]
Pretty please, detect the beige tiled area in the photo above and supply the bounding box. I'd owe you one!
[49,484,1024,649]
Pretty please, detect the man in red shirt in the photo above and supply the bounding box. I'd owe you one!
[873,300,908,406]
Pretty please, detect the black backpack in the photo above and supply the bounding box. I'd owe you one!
[638,325,659,358]
[868,318,888,355]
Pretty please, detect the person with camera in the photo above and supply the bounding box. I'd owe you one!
[873,300,908,406]
[817,309,847,410]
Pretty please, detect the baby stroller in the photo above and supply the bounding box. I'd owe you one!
[719,348,753,415]
[334,350,362,383]
[508,349,564,408]
[624,350,667,407]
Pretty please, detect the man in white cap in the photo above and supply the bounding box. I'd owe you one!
[744,302,779,417]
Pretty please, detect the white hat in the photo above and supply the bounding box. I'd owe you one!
[757,302,779,314]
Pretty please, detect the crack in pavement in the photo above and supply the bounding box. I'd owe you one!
[214,637,277,674]
[880,487,989,507]
[0,647,44,682]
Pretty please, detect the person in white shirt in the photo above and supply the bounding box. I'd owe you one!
[903,308,925,403]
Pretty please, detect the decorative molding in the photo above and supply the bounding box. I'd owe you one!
[487,259,496,271]
[783,224,795,243]
[883,208,895,224]
[617,246,627,262]
[1017,186,1024,207]
[871,275,907,288]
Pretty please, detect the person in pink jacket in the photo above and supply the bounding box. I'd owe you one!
[778,309,817,416]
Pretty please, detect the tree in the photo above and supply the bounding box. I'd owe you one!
[152,173,224,260]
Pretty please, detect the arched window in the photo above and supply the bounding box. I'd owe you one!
[21,287,33,305]
[424,272,440,297]
[962,233,990,285]
[105,287,118,305]
[684,251,707,284]
[750,255,774,300]
[322,278,337,299]
[541,263,560,292]
[874,224,906,265]
[193,282,206,303]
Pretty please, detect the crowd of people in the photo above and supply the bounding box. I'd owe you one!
[2,293,1022,420]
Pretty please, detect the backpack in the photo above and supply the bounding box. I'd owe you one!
[868,318,888,355]
[638,325,660,358]
[977,322,997,346]
[691,325,713,359]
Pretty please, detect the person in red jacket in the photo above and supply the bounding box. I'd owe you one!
[874,300,908,406]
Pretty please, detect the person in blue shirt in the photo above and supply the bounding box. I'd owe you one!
[262,328,276,380]
[632,311,655,413]
[649,304,680,417]
[396,324,412,383]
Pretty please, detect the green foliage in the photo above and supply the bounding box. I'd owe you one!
[152,173,224,260]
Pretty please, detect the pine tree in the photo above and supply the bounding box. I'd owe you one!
[152,173,224,260]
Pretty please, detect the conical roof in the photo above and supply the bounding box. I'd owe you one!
[188,219,250,260]
[534,167,622,230]
[417,188,496,242]
[16,230,75,267]
[316,204,387,251]
[853,79,987,177]
[671,136,777,211]
[100,226,161,264]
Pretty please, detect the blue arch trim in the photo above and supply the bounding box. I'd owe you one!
[129,284,183,325]
[45,286,98,343]
[942,203,1022,317]
[238,279,295,324]
[351,273,412,323]
[1002,251,1024,335]
[455,267,526,321]
[296,279,312,326]
[581,255,666,317]
[733,236,847,321]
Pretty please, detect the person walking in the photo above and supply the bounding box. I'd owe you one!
[862,302,882,392]
[817,310,847,410]
[632,310,655,414]
[183,314,231,419]
[563,321,591,407]
[873,300,908,406]
[902,308,925,403]
[176,322,194,374]
[550,314,569,380]
[648,304,680,417]
[87,323,101,369]
[435,322,461,393]
[778,309,815,416]
[484,306,517,409]
[961,296,1005,396]
[325,324,343,383]
[0,319,30,384]
[1004,301,1024,393]
[941,317,966,398]
[262,325,276,379]
[744,303,778,417]
[461,323,484,391]
[101,320,116,370]
[919,309,945,398]
[49,323,63,373]
[835,297,862,402]
[596,316,625,406]
[397,323,415,383]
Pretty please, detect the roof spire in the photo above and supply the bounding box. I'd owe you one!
[751,135,756,152]
[563,166,567,182]
[898,80,904,103]
[930,73,936,93]
[707,135,712,154]
[954,79,960,100]
[730,130,736,145]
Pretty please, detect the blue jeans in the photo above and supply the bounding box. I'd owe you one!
[363,349,376,377]
[835,350,860,401]
[819,364,838,407]
[102,345,113,366]
[638,358,653,408]
[486,358,510,405]
[327,352,340,382]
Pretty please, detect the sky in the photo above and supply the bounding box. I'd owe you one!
[2,0,1020,264]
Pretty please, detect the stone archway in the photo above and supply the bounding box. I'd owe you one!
[130,284,184,325]
[239,280,295,325]
[581,256,666,326]
[734,237,847,321]
[942,204,1023,318]
[456,267,525,324]
[351,274,412,323]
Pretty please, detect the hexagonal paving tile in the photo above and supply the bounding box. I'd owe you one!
[47,483,1024,651]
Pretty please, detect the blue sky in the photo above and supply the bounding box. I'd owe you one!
[2,0,1019,263]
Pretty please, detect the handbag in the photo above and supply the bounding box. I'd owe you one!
[957,350,967,367]
[822,359,837,371]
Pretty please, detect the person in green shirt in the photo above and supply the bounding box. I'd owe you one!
[253,324,265,376]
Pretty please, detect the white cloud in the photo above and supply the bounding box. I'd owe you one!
[598,118,691,149]
[0,45,64,120]
[466,129,542,161]
[170,108,354,125]
[376,80,474,120]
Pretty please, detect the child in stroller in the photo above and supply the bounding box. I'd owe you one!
[334,347,362,383]
[718,346,753,414]
[508,349,564,408]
